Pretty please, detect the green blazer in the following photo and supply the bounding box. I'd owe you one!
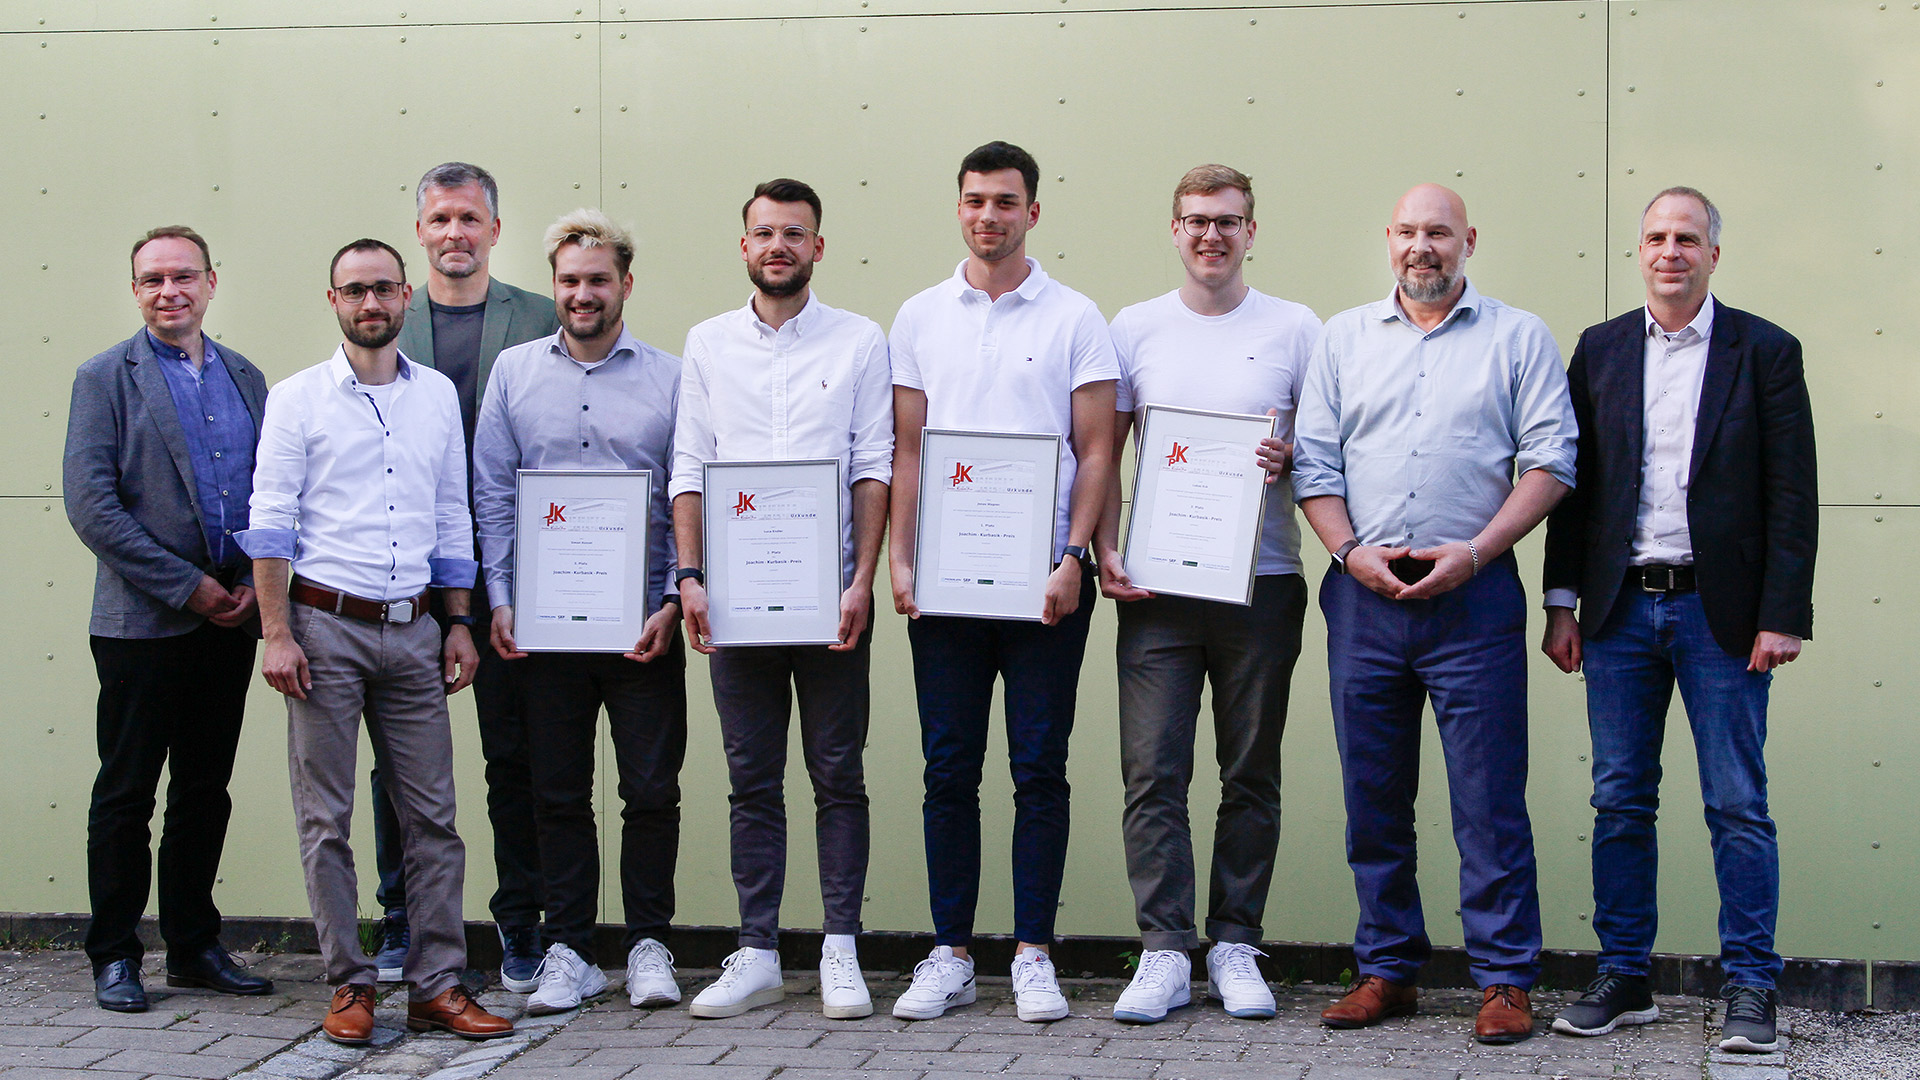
[396,275,561,395]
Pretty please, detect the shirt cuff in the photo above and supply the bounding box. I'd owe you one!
[488,580,515,611]
[235,528,296,561]
[429,557,480,590]
[1543,587,1577,610]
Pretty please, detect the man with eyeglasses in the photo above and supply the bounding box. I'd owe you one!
[241,239,511,1045]
[1094,166,1319,1024]
[65,226,275,1012]
[671,178,892,1020]
[356,162,560,992]
[472,210,686,1016]
[887,141,1118,1023]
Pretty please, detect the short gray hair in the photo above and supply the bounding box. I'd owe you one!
[1642,185,1721,246]
[416,161,499,220]
[544,208,635,277]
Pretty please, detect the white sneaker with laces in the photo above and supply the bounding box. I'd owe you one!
[1011,947,1070,1023]
[689,947,785,1018]
[1112,949,1192,1023]
[625,937,681,1007]
[524,942,608,1015]
[818,946,873,1019]
[891,946,976,1020]
[1207,941,1276,1019]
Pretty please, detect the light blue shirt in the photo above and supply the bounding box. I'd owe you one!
[1291,281,1577,549]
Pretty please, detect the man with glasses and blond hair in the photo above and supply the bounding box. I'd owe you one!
[1095,165,1319,1023]
[472,209,686,1016]
[66,226,274,1011]
[242,238,510,1045]
[672,178,892,1021]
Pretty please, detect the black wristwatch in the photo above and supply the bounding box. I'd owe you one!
[446,614,475,628]
[673,567,705,586]
[1330,538,1361,574]
[658,594,681,610]
[1061,544,1094,572]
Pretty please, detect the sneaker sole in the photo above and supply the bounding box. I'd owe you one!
[1114,988,1192,1024]
[527,977,610,1015]
[500,972,541,994]
[1017,999,1071,1022]
[163,974,273,995]
[1718,1035,1779,1053]
[823,999,875,1020]
[405,1018,514,1040]
[892,986,976,1020]
[629,987,683,1008]
[1208,987,1275,1019]
[1552,1005,1660,1037]
[690,985,785,1019]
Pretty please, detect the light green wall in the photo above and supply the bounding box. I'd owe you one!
[4,0,1915,965]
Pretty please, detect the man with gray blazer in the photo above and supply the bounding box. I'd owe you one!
[64,226,274,1012]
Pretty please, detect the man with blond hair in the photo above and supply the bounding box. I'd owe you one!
[1096,165,1319,1023]
[472,209,685,1014]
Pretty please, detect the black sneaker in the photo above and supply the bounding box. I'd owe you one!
[373,911,410,983]
[1551,972,1659,1036]
[499,924,542,994]
[1718,985,1779,1053]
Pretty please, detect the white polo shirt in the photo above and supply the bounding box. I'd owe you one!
[890,258,1119,553]
[1111,288,1321,577]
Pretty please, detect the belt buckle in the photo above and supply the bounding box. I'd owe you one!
[386,599,414,624]
[1640,567,1672,593]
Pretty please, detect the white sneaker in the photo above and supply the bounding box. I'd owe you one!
[819,946,872,1019]
[1206,941,1276,1019]
[689,947,785,1018]
[1112,949,1192,1023]
[626,938,681,1007]
[891,946,976,1020]
[1011,947,1070,1022]
[524,942,608,1015]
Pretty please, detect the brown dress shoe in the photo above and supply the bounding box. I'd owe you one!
[1475,984,1534,1043]
[408,983,514,1040]
[323,984,378,1045]
[1321,974,1419,1028]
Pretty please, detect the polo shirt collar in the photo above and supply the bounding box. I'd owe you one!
[944,256,1049,301]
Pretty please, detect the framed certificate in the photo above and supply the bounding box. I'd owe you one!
[702,459,845,647]
[913,428,1062,621]
[1122,404,1274,605]
[511,469,653,652]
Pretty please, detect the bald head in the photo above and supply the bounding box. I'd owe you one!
[1388,183,1475,306]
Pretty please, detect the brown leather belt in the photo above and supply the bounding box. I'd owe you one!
[1633,564,1696,593]
[290,576,430,624]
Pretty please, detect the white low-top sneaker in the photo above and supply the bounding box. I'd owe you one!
[1011,947,1070,1023]
[1206,941,1276,1019]
[524,942,609,1015]
[891,946,976,1020]
[626,937,681,1007]
[1112,949,1192,1023]
[689,947,785,1019]
[818,946,873,1019]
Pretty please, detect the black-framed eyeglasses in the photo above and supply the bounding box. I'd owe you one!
[1179,215,1246,238]
[134,270,208,292]
[745,225,818,248]
[333,280,405,303]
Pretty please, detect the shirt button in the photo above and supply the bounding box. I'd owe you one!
[389,505,395,510]
[1411,450,1419,457]
[581,440,589,448]
[391,575,397,581]
[213,451,222,458]
[221,489,229,496]
[1419,371,1426,377]
[206,414,215,422]
[582,404,589,411]
[387,468,393,473]
[223,529,231,535]
[1409,492,1417,499]
[392,541,398,547]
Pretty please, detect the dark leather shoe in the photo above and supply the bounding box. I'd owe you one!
[166,946,274,995]
[408,983,513,1040]
[94,959,148,1013]
[323,984,378,1045]
[1321,974,1418,1028]
[1475,983,1535,1044]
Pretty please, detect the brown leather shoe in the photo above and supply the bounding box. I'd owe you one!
[1321,974,1418,1028]
[1475,983,1535,1043]
[322,983,377,1045]
[408,983,514,1040]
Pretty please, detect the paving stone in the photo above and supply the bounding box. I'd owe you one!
[0,1031,87,1048]
[996,1053,1158,1077]
[1630,1063,1709,1079]
[94,1049,264,1079]
[42,1007,180,1029]
[570,1068,771,1080]
[713,1045,873,1068]
[489,1069,635,1080]
[67,1027,223,1052]
[0,1071,147,1080]
[772,1071,922,1080]
[1160,1065,1308,1080]
[862,1048,1014,1072]
[1095,1035,1243,1060]
[951,1031,1105,1056]
[1705,1065,1789,1080]
[670,1026,821,1047]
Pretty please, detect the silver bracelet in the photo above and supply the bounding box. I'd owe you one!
[1467,539,1480,576]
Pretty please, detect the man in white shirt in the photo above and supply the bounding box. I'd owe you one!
[241,239,510,1046]
[672,178,893,1021]
[886,141,1118,1023]
[472,210,686,1017]
[1094,165,1320,1024]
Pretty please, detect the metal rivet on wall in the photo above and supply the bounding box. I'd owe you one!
[860,258,868,264]
[1455,88,1463,96]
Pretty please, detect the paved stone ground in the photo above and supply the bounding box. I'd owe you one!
[0,947,1866,1080]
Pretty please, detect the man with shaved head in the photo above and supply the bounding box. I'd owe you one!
[1292,184,1577,1043]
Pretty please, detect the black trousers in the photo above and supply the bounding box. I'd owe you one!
[86,622,255,969]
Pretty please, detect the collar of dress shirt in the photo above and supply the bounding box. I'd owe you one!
[746,289,821,338]
[1375,278,1483,330]
[545,324,642,369]
[941,255,1050,302]
[1643,292,1716,342]
[144,327,220,370]
[324,346,417,388]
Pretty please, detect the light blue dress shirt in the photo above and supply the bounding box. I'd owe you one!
[1291,281,1577,549]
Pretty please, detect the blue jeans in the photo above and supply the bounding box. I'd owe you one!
[1582,587,1780,989]
[1321,555,1541,989]
[908,573,1096,947]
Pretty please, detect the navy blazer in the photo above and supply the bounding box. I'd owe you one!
[1542,299,1817,657]
[64,330,268,639]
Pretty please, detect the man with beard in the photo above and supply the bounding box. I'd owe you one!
[362,163,558,990]
[671,179,892,1020]
[241,239,511,1044]
[887,142,1118,1023]
[472,209,685,1015]
[1291,185,1576,1043]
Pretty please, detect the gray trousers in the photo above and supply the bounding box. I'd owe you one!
[709,628,871,950]
[285,604,465,999]
[1117,573,1307,952]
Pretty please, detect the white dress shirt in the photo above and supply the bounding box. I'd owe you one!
[672,293,893,582]
[239,348,476,601]
[890,258,1119,553]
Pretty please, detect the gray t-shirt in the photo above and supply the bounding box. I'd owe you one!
[430,299,486,446]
